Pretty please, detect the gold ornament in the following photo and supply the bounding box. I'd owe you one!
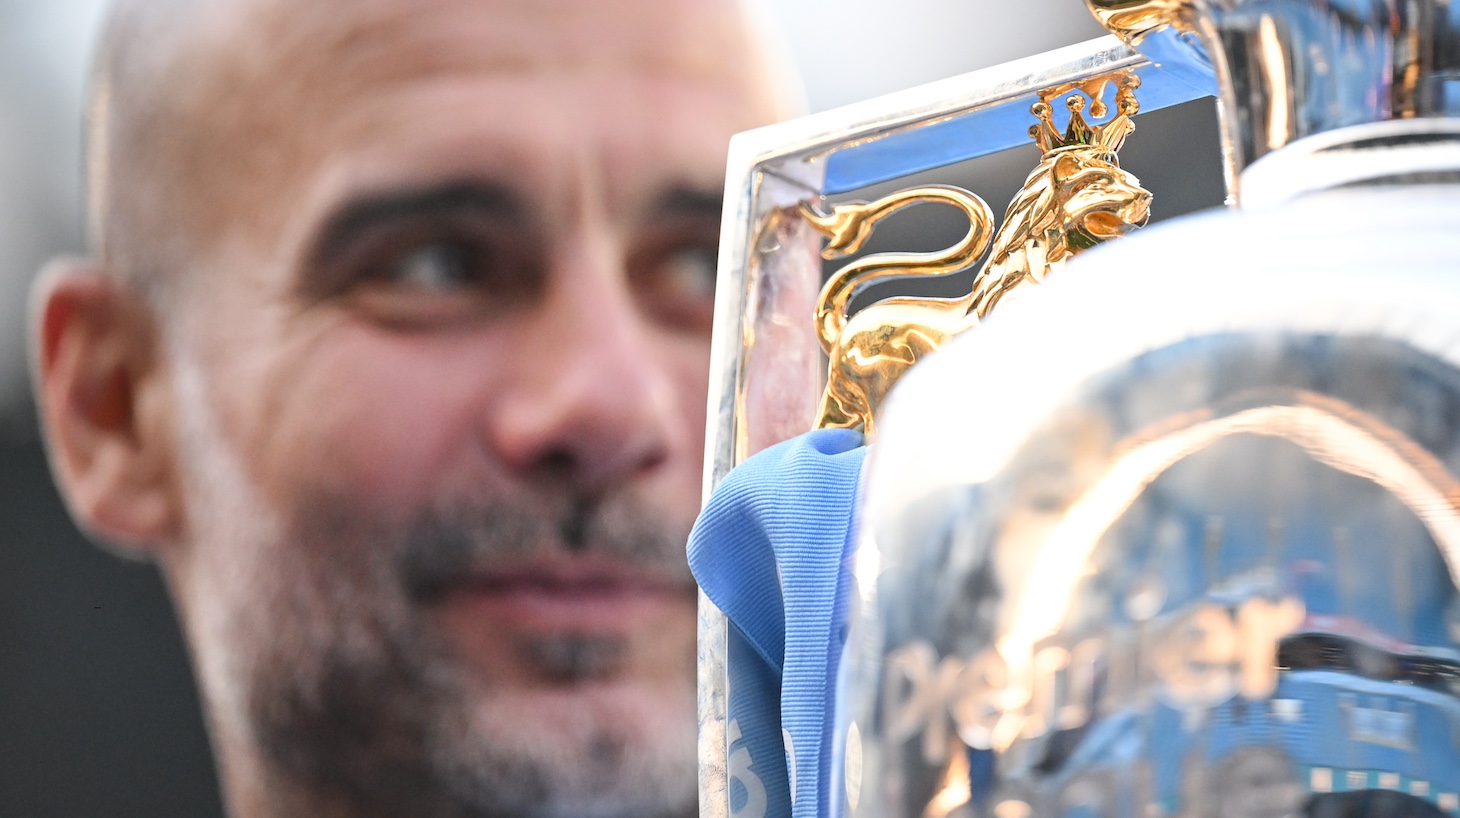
[803,73,1151,438]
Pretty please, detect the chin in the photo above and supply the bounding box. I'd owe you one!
[434,675,699,818]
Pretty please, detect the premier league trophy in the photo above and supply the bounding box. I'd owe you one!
[691,2,1460,818]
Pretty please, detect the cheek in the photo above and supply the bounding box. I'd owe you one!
[242,326,511,516]
[633,596,699,682]
[222,313,713,523]
[662,334,713,462]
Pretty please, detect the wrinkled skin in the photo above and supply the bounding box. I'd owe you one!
[33,0,785,816]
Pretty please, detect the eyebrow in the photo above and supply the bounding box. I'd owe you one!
[304,179,524,270]
[651,186,724,221]
[299,181,721,297]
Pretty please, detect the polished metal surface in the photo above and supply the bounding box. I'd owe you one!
[1240,119,1460,209]
[696,588,731,818]
[822,3,1460,815]
[836,183,1460,818]
[1087,0,1460,199]
[698,36,1211,817]
[701,2,1460,816]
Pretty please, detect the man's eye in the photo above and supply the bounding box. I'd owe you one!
[659,245,717,302]
[636,242,719,330]
[344,237,528,328]
[391,242,474,291]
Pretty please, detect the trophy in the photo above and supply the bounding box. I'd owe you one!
[694,37,1203,818]
[693,2,1460,818]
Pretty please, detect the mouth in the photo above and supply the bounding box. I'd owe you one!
[424,557,695,632]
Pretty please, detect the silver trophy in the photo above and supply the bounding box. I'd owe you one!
[828,2,1460,818]
[842,255,1460,818]
[699,1,1460,817]
[701,25,1218,818]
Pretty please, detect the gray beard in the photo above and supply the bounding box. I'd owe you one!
[168,353,696,818]
[241,492,700,818]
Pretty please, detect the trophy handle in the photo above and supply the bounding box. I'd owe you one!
[802,185,996,438]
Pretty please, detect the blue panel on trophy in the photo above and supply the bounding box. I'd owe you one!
[821,62,1217,195]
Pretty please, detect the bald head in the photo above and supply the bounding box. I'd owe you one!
[54,3,792,814]
[88,0,196,298]
[88,0,792,304]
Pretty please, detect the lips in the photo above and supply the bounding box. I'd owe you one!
[425,557,695,632]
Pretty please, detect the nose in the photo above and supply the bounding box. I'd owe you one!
[487,249,681,495]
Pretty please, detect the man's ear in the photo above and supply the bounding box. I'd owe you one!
[31,258,181,555]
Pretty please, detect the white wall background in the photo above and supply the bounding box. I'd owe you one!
[761,0,1106,112]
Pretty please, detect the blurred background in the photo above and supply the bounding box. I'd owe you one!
[0,1,1222,815]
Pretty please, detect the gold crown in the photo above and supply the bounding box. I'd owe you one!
[1029,73,1141,154]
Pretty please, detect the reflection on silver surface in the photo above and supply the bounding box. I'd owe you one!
[1088,0,1460,199]
[1210,0,1460,168]
[703,2,1460,814]
[697,588,731,818]
[833,186,1460,818]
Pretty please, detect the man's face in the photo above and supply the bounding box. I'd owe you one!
[152,0,781,814]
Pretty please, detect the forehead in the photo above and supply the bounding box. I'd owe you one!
[172,0,777,255]
[227,0,765,95]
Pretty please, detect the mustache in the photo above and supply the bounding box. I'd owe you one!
[398,495,695,601]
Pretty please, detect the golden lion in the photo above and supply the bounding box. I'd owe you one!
[803,144,1151,437]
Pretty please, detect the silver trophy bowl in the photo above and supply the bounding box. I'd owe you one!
[837,210,1460,818]
[831,2,1460,817]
